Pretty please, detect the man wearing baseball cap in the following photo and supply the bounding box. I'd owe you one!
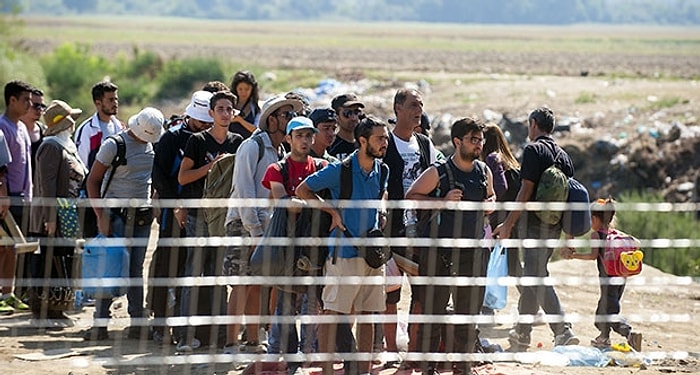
[328,93,364,161]
[260,117,326,366]
[149,90,215,345]
[308,107,339,163]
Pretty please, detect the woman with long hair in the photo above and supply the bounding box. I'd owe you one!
[229,70,261,139]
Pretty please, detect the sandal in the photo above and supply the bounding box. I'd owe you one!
[590,335,610,348]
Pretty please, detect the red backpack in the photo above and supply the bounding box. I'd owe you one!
[601,229,644,277]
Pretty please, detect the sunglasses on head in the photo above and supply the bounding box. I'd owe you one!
[342,109,362,118]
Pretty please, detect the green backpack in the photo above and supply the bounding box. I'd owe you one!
[534,147,570,225]
[203,153,236,236]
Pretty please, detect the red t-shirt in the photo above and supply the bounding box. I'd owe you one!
[262,156,327,197]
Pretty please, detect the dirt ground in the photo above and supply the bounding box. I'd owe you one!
[3,29,700,375]
[1,237,699,375]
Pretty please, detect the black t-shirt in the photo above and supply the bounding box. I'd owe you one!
[520,136,574,190]
[328,137,356,161]
[181,131,242,200]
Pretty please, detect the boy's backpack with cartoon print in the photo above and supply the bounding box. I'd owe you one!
[602,229,644,277]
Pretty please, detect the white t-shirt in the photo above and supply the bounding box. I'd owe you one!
[392,132,440,225]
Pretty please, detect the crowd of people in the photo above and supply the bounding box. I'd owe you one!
[0,75,639,375]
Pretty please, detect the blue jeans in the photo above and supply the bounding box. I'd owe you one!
[515,220,570,337]
[94,211,150,325]
[269,290,299,354]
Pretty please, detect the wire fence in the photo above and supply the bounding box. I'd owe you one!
[1,198,699,373]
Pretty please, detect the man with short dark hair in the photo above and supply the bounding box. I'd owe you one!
[308,107,338,163]
[328,93,364,160]
[176,90,243,352]
[75,81,123,169]
[492,106,580,351]
[19,88,47,179]
[0,80,33,313]
[296,115,389,375]
[406,117,495,375]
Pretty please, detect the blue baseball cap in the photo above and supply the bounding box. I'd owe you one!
[286,116,319,135]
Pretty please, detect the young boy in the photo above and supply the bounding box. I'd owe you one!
[562,198,640,350]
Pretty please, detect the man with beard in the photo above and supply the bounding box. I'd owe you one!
[327,93,363,161]
[75,81,124,239]
[75,81,124,170]
[406,117,495,375]
[296,115,390,375]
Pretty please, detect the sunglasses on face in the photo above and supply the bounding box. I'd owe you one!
[342,109,362,118]
[276,111,298,120]
[32,102,47,111]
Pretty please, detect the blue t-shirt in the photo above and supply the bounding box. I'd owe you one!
[304,152,386,258]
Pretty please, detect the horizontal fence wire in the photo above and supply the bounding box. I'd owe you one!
[2,197,698,372]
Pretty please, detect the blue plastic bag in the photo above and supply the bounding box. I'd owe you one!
[483,242,508,310]
[81,234,129,299]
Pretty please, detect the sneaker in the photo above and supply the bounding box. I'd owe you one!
[590,335,611,349]
[0,299,15,315]
[83,327,109,341]
[176,338,201,353]
[239,341,268,354]
[554,328,580,346]
[5,294,29,310]
[508,329,531,351]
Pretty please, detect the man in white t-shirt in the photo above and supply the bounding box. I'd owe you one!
[381,88,441,368]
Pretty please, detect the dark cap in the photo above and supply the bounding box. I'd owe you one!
[309,107,337,126]
[331,93,364,110]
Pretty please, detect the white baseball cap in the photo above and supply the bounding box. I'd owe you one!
[128,107,165,143]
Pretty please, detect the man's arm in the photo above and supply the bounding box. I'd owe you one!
[406,166,461,202]
[232,139,266,237]
[296,181,344,232]
[86,161,110,236]
[491,178,535,240]
[177,154,225,186]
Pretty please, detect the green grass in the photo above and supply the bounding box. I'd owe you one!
[647,96,686,111]
[575,91,597,104]
[16,16,700,56]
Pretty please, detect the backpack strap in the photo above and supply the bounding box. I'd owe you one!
[339,157,353,200]
[415,132,431,171]
[252,132,265,164]
[102,134,127,198]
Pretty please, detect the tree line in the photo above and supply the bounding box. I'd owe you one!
[7,0,700,25]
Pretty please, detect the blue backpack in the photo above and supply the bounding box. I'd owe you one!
[561,178,591,236]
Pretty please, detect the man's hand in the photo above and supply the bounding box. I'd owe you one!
[97,212,111,236]
[491,222,511,240]
[46,221,57,237]
[329,210,346,232]
[174,208,188,229]
[445,188,463,201]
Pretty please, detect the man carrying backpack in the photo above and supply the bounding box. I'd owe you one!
[260,116,327,368]
[296,115,390,375]
[149,90,214,345]
[406,117,495,375]
[176,90,243,351]
[223,95,303,356]
[492,106,580,351]
[84,107,165,341]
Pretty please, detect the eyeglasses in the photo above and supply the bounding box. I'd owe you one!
[342,109,362,118]
[465,136,485,145]
[32,102,47,112]
[276,111,298,120]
